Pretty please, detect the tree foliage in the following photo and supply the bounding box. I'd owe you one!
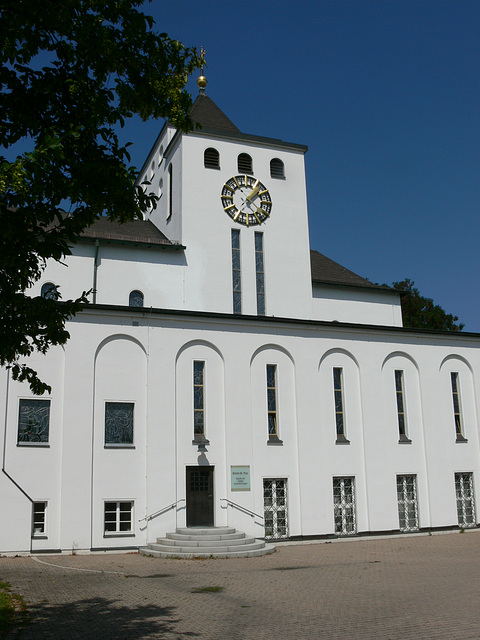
[0,0,202,393]
[392,279,464,332]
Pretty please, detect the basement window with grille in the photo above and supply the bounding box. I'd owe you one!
[204,147,220,169]
[270,158,285,179]
[238,153,253,174]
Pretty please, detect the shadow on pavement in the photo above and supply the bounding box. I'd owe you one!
[18,597,200,639]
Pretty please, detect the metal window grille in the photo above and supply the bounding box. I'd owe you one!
[333,368,345,437]
[18,399,50,443]
[129,290,144,307]
[266,364,278,436]
[193,361,205,436]
[255,232,265,315]
[105,402,134,444]
[270,158,285,179]
[333,477,356,535]
[204,147,220,169]
[237,153,253,174]
[451,373,464,438]
[231,229,241,313]
[395,370,407,437]
[455,472,476,528]
[104,501,133,533]
[32,502,46,536]
[396,475,419,531]
[263,478,288,539]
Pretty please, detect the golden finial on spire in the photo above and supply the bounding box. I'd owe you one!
[197,46,207,92]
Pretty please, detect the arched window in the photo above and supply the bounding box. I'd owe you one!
[129,290,144,307]
[41,282,58,300]
[238,153,253,174]
[270,158,285,179]
[204,147,220,169]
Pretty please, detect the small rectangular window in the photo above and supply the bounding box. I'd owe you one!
[396,475,419,531]
[455,473,476,528]
[255,232,265,315]
[193,361,205,437]
[333,368,348,442]
[451,373,465,440]
[266,364,278,438]
[333,477,356,535]
[231,229,241,313]
[32,502,47,537]
[18,399,50,444]
[105,402,134,445]
[104,501,133,534]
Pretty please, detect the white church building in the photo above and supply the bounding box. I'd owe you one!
[1,80,479,554]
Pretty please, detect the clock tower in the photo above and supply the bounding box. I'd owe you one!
[140,75,313,319]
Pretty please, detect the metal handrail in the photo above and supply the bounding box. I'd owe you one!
[139,498,185,522]
[220,498,264,520]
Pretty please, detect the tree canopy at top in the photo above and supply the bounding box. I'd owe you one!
[0,0,202,393]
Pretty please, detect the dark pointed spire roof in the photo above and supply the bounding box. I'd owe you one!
[189,93,241,134]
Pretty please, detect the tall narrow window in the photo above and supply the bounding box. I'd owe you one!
[451,372,466,441]
[231,229,241,313]
[333,477,356,535]
[255,232,265,315]
[263,479,288,539]
[266,364,278,438]
[167,164,173,221]
[395,371,411,443]
[238,153,253,174]
[193,361,205,438]
[18,399,50,444]
[333,368,348,443]
[105,402,134,445]
[396,475,419,531]
[32,502,47,537]
[455,473,476,528]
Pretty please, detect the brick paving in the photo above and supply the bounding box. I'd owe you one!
[1,530,480,639]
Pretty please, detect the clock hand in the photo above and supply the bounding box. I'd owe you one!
[245,184,260,202]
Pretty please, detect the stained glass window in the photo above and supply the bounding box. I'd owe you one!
[266,364,278,436]
[129,290,144,307]
[18,399,50,443]
[231,229,241,313]
[193,361,205,436]
[105,402,134,444]
[333,368,345,437]
[451,372,464,438]
[255,232,265,315]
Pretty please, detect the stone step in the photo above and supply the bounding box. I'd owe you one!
[147,540,265,554]
[165,531,247,542]
[139,526,275,559]
[175,527,237,536]
[139,544,276,559]
[159,536,256,547]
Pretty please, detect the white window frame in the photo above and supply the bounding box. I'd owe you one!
[104,501,134,536]
[32,501,47,537]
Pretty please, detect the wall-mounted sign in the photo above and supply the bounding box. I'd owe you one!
[231,466,251,491]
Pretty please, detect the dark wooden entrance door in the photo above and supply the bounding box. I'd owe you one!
[186,466,214,527]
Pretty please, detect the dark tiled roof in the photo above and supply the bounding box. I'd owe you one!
[189,93,241,133]
[310,250,391,291]
[79,218,177,247]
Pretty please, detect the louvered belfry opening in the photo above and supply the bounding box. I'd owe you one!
[238,153,253,174]
[204,147,220,169]
[270,158,285,179]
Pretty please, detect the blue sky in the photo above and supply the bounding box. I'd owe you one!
[123,0,480,330]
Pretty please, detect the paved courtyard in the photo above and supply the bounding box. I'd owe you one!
[1,530,480,639]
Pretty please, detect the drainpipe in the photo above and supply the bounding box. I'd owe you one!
[92,240,100,303]
[2,368,34,553]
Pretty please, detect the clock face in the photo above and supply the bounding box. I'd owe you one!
[220,175,272,226]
